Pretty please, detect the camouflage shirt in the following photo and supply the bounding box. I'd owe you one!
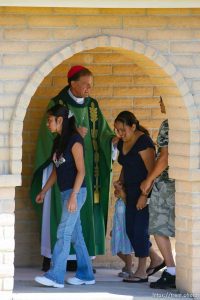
[156,119,174,182]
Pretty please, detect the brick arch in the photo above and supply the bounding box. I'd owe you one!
[9,35,197,174]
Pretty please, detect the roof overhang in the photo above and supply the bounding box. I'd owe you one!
[1,0,200,8]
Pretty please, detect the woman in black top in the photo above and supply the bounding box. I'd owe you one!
[34,104,95,288]
[114,111,163,283]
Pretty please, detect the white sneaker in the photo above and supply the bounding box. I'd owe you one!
[67,276,95,285]
[35,276,64,288]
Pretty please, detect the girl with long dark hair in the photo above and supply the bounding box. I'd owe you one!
[114,111,163,283]
[34,104,95,288]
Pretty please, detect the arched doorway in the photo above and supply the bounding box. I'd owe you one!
[11,36,199,293]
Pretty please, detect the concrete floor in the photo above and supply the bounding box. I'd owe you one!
[11,267,194,300]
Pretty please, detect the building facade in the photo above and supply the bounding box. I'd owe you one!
[1,2,200,296]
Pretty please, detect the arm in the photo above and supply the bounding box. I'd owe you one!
[136,147,155,210]
[67,142,85,212]
[119,167,124,184]
[76,127,88,138]
[35,166,57,203]
[140,146,168,194]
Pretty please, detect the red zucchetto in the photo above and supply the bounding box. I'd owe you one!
[67,65,86,79]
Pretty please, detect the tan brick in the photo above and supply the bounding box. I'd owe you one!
[0,42,27,53]
[0,122,9,134]
[129,108,151,119]
[113,65,145,76]
[176,181,200,193]
[2,53,45,66]
[171,42,200,53]
[147,41,169,53]
[154,86,180,97]
[28,41,65,53]
[180,67,200,79]
[52,76,67,87]
[28,15,75,27]
[151,108,166,119]
[170,55,194,67]
[64,53,93,65]
[147,8,191,15]
[192,80,200,92]
[143,67,167,77]
[94,76,132,86]
[169,142,199,156]
[78,65,112,76]
[167,107,190,119]
[4,29,51,41]
[4,7,53,14]
[0,15,26,26]
[75,16,121,28]
[3,108,13,121]
[0,68,32,80]
[103,28,147,40]
[52,28,100,40]
[176,192,200,206]
[147,29,193,40]
[93,53,133,64]
[169,128,200,144]
[3,81,25,94]
[149,76,175,86]
[142,119,163,129]
[98,98,133,109]
[176,242,188,256]
[170,155,199,169]
[133,75,151,85]
[99,8,146,15]
[91,87,113,97]
[133,97,159,107]
[113,86,153,97]
[188,219,200,231]
[175,218,188,231]
[169,16,200,29]
[123,16,168,28]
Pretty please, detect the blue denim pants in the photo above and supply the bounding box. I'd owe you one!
[45,187,94,284]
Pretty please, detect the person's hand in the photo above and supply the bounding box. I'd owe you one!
[77,127,88,138]
[136,194,148,210]
[140,178,153,195]
[67,193,77,213]
[35,192,45,204]
[112,136,120,146]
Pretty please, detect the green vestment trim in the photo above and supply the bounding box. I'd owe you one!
[30,86,114,255]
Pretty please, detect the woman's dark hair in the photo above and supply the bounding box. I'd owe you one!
[114,111,149,136]
[68,68,93,85]
[47,104,77,159]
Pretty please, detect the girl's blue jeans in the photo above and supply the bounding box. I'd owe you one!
[45,187,94,284]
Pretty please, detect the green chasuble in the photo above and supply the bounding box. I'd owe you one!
[30,86,114,255]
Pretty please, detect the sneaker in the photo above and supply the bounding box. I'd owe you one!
[67,276,95,285]
[35,276,64,288]
[150,270,176,289]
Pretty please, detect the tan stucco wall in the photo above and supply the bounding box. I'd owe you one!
[0,7,200,294]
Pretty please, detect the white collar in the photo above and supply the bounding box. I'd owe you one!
[68,89,84,104]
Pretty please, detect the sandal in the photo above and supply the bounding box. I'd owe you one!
[146,261,166,276]
[123,276,148,283]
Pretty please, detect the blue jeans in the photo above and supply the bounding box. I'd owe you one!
[45,187,94,284]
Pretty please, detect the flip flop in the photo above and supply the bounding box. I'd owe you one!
[123,276,148,283]
[146,261,166,276]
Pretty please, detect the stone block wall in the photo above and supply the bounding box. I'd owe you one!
[0,6,200,294]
